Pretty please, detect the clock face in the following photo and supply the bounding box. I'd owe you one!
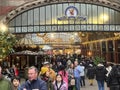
[65,6,78,17]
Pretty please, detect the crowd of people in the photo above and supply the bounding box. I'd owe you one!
[0,54,120,90]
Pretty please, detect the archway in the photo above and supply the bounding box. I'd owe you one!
[3,0,120,65]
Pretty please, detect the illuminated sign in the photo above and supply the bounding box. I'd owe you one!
[57,6,87,21]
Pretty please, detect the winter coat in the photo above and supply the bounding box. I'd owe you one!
[0,75,13,90]
[87,66,95,79]
[95,66,108,81]
[53,81,67,90]
[20,78,47,90]
[41,75,54,90]
[107,65,120,90]
[67,67,74,86]
[58,70,68,88]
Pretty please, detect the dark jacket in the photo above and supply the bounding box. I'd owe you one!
[95,65,108,81]
[20,78,47,90]
[87,66,95,79]
[107,65,120,90]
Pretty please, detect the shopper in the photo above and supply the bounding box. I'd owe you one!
[53,74,67,90]
[95,63,108,90]
[21,66,47,90]
[87,64,95,86]
[11,76,21,90]
[0,66,13,90]
[107,64,120,90]
[74,60,83,90]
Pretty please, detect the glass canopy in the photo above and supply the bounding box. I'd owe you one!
[8,3,120,33]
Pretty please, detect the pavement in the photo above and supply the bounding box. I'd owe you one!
[80,78,108,90]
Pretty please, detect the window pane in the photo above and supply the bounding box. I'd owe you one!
[103,7,109,24]
[16,15,21,26]
[46,5,51,24]
[57,4,63,25]
[34,8,39,25]
[98,6,103,24]
[40,7,45,25]
[22,12,27,26]
[28,10,33,25]
[87,4,92,24]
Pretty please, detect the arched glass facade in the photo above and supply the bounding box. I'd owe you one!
[8,3,120,33]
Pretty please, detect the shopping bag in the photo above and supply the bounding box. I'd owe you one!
[70,78,75,85]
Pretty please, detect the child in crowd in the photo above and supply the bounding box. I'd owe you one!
[11,76,21,90]
[53,74,67,90]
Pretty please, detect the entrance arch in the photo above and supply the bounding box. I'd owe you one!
[3,0,120,64]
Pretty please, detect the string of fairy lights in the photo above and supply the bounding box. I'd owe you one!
[82,36,120,45]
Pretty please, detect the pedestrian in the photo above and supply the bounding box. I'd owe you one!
[105,62,112,84]
[0,66,13,90]
[11,76,21,90]
[74,60,83,90]
[80,63,85,87]
[53,74,67,90]
[20,66,47,90]
[67,63,75,90]
[107,64,120,90]
[58,65,68,89]
[87,64,95,86]
[24,65,28,81]
[41,70,54,90]
[39,61,56,82]
[95,63,108,90]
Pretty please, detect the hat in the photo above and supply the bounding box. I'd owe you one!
[40,67,49,75]
[43,61,49,65]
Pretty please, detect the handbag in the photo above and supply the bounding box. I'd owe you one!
[70,78,75,85]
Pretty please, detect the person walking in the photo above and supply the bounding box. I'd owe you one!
[80,63,86,87]
[95,63,108,90]
[0,66,13,90]
[107,64,120,90]
[74,60,82,90]
[20,66,47,90]
[39,61,56,82]
[58,65,68,89]
[41,70,54,90]
[87,64,95,86]
[67,63,74,90]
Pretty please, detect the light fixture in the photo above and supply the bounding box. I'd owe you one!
[50,33,55,38]
[0,23,8,33]
[99,13,109,22]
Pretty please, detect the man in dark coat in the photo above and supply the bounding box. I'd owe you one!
[107,64,120,90]
[20,66,47,90]
[87,64,95,85]
[95,63,108,90]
